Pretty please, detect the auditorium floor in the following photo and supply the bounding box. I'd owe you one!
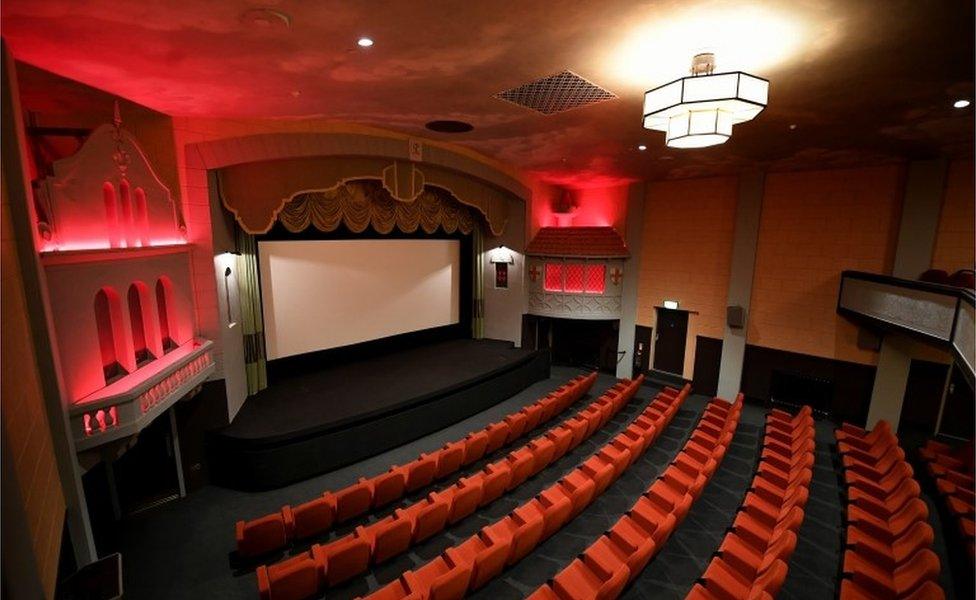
[116,367,961,599]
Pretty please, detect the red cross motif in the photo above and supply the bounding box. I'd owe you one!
[610,267,623,286]
[529,265,541,282]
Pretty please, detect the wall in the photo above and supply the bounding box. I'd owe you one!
[2,163,65,598]
[931,159,975,273]
[483,195,525,345]
[748,166,903,365]
[636,176,738,377]
[528,180,629,239]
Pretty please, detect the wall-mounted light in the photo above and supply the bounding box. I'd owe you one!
[663,299,680,310]
[489,246,515,289]
[488,246,515,264]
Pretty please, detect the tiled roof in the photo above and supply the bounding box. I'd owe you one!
[525,226,629,258]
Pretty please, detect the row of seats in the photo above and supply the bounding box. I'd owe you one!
[527,393,744,600]
[920,438,975,558]
[255,376,647,600]
[836,421,944,599]
[359,382,692,600]
[236,372,598,557]
[686,405,815,600]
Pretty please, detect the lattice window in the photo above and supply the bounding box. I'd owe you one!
[565,264,585,293]
[545,263,564,292]
[585,264,606,294]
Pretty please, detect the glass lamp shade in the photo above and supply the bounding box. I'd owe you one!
[643,71,768,148]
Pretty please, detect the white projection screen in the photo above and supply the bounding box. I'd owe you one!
[258,239,461,359]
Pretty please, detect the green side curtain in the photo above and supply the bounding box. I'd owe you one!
[472,225,485,339]
[235,229,268,395]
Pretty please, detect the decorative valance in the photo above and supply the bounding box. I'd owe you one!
[217,156,511,235]
[278,181,477,235]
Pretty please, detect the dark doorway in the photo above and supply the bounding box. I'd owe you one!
[653,308,688,375]
[549,318,619,374]
[898,359,950,437]
[940,364,975,439]
[633,325,652,378]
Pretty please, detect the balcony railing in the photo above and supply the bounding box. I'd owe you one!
[838,271,974,386]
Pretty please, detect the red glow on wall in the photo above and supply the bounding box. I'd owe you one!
[529,178,631,238]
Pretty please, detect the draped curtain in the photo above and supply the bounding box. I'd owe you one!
[472,226,485,339]
[235,229,268,396]
[278,180,477,235]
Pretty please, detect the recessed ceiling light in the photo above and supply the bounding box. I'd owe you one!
[240,8,291,29]
[637,144,647,151]
[953,99,971,109]
[357,37,374,48]
[425,120,474,133]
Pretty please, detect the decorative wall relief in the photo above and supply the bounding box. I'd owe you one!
[36,103,186,252]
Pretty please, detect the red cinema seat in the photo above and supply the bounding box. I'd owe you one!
[483,421,510,455]
[560,471,597,517]
[581,455,615,497]
[405,454,438,492]
[528,436,557,473]
[606,514,664,577]
[563,416,589,449]
[848,477,921,519]
[506,448,536,490]
[847,498,929,543]
[538,396,559,422]
[368,511,415,564]
[462,431,489,466]
[448,476,484,524]
[551,553,628,600]
[316,531,371,586]
[412,492,451,543]
[372,468,407,508]
[846,520,934,570]
[504,412,529,444]
[237,513,288,558]
[435,442,465,480]
[468,528,514,590]
[288,494,335,540]
[546,426,574,461]
[537,486,573,539]
[500,503,546,565]
[521,403,544,432]
[598,445,632,480]
[335,478,373,523]
[480,462,513,506]
[258,555,320,600]
[719,530,797,578]
[843,548,942,598]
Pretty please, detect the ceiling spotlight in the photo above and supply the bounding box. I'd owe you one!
[637,144,647,151]
[953,99,971,109]
[357,37,374,48]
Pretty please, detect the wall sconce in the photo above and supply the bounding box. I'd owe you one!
[663,299,680,310]
[489,246,515,289]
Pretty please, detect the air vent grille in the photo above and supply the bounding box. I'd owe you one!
[495,70,616,115]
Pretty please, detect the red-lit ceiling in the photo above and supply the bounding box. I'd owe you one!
[2,0,973,183]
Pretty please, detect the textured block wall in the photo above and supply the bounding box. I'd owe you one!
[748,166,902,365]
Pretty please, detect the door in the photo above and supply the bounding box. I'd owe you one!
[939,364,975,439]
[633,325,652,378]
[653,308,688,375]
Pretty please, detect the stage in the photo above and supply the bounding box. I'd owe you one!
[208,339,550,489]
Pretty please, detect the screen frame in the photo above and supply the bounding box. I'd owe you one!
[256,222,473,382]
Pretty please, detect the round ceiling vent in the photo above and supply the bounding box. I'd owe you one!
[425,120,474,133]
[240,8,292,29]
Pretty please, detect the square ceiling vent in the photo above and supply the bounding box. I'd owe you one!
[495,70,617,115]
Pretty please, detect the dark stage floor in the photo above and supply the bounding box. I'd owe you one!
[221,338,537,443]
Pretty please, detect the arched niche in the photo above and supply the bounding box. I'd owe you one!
[94,287,129,383]
[127,281,160,366]
[155,277,179,352]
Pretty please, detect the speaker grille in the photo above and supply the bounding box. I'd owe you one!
[495,71,616,115]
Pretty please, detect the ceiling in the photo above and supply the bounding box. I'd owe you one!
[3,0,973,184]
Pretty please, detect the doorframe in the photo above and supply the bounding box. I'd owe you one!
[649,306,700,379]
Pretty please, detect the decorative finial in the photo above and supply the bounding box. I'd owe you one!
[111,101,130,177]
